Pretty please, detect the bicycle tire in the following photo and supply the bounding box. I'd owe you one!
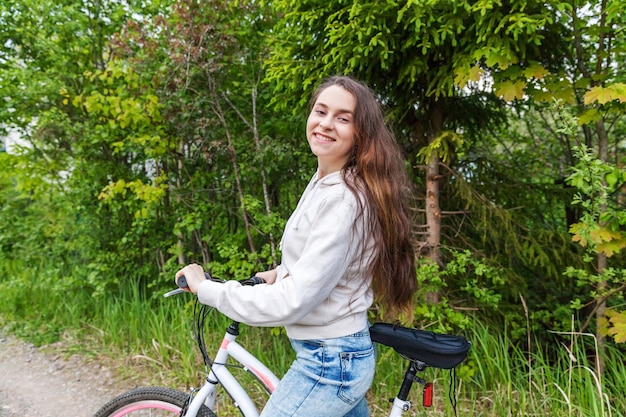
[94,386,216,417]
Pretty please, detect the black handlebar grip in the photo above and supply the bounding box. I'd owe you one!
[238,276,266,286]
[177,272,212,289]
[249,276,266,285]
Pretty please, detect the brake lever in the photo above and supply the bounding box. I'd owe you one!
[163,288,185,298]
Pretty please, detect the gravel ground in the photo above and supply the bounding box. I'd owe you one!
[0,333,132,417]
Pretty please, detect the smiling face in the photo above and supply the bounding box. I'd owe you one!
[306,85,357,178]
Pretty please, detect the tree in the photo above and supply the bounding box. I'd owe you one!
[556,0,626,370]
[572,0,626,366]
[264,0,567,303]
[100,0,303,280]
[0,0,166,291]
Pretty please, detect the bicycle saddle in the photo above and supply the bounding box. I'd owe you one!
[369,322,471,369]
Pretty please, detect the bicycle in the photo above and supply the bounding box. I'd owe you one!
[94,274,471,417]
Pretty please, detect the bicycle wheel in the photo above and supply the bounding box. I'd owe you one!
[94,386,216,417]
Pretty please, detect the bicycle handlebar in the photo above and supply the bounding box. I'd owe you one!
[237,276,266,286]
[163,273,265,298]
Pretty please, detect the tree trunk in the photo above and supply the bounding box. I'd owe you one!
[425,152,442,266]
[594,115,609,375]
[176,140,186,266]
[424,102,444,304]
[210,83,256,254]
[222,81,277,263]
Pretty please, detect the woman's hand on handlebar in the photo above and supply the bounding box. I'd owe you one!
[175,263,207,294]
[254,268,278,285]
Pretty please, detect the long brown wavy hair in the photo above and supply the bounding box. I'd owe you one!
[310,76,417,318]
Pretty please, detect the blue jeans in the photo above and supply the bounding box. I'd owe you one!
[260,328,376,417]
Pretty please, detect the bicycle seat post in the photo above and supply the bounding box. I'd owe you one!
[397,360,426,401]
[388,360,427,414]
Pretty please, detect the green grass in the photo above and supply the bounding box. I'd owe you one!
[1,261,625,416]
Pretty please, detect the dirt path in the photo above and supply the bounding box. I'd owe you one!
[0,333,132,417]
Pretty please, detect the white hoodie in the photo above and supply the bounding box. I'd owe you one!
[197,170,374,340]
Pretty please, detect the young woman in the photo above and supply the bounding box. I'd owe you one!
[176,75,417,417]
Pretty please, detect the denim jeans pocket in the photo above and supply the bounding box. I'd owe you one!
[338,346,375,405]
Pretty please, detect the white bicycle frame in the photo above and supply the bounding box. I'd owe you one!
[183,327,280,417]
[179,320,420,417]
[388,398,412,417]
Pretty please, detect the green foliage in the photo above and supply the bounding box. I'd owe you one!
[447,250,505,308]
[0,0,302,301]
[568,145,626,257]
[414,250,505,331]
[600,309,626,343]
[584,83,626,105]
[208,242,266,280]
[266,0,560,104]
[416,130,464,164]
[0,0,175,299]
[440,107,586,338]
[565,143,626,342]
